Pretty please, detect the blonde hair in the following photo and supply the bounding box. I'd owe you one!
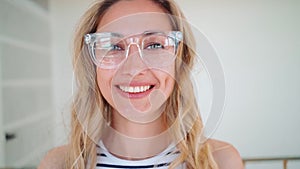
[67,0,219,169]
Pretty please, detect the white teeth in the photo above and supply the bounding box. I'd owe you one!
[129,87,134,92]
[134,87,139,93]
[119,85,151,93]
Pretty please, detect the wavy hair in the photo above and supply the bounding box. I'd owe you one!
[67,0,218,169]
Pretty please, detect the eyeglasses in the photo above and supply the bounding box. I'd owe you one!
[84,31,183,69]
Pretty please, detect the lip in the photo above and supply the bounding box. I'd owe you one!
[115,83,156,99]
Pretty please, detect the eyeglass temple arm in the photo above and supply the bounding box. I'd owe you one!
[171,31,183,52]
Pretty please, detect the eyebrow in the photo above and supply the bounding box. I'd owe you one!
[143,30,165,35]
[101,30,166,37]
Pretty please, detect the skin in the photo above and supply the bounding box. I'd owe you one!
[38,139,244,169]
[95,0,177,159]
[96,0,175,138]
[38,0,244,168]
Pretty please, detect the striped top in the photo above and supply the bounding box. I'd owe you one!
[96,141,185,169]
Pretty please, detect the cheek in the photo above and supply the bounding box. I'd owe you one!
[165,74,175,95]
[96,69,114,102]
[156,64,176,96]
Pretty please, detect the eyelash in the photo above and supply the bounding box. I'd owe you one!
[111,45,122,51]
[146,43,163,49]
[109,43,164,51]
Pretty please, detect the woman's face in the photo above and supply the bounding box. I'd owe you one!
[96,0,176,123]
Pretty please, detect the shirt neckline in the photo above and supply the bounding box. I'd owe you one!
[98,140,177,164]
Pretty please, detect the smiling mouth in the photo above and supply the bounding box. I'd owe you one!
[117,85,155,93]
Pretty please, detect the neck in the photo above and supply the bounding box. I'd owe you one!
[111,110,167,138]
[101,110,171,159]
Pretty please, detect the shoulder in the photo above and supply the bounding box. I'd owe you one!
[38,145,68,169]
[207,139,244,169]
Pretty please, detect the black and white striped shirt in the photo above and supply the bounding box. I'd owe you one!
[96,141,184,169]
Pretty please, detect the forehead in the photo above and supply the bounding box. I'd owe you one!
[97,0,172,35]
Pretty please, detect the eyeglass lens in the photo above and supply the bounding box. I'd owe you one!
[93,33,177,68]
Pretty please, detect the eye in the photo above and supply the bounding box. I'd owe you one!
[109,44,123,51]
[146,43,164,49]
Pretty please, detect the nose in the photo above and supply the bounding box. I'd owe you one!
[119,43,148,76]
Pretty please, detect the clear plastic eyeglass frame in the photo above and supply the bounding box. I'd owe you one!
[84,31,183,69]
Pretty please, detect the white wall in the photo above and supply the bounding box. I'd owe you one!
[1,0,54,167]
[49,0,300,162]
[174,0,300,158]
[49,0,95,146]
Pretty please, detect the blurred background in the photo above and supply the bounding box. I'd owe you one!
[0,0,299,168]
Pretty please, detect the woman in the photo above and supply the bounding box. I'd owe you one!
[39,0,243,168]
